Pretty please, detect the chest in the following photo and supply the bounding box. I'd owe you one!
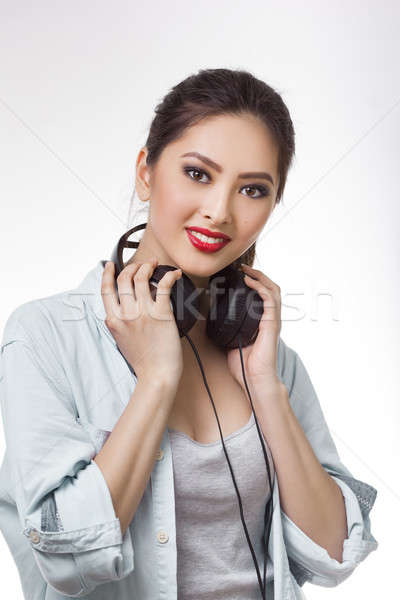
[166,343,252,444]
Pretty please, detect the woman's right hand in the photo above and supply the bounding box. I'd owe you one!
[101,259,184,386]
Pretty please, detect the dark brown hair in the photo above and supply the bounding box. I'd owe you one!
[131,67,295,268]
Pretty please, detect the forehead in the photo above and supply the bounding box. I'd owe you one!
[163,113,279,176]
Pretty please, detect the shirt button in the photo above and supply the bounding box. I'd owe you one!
[156,448,164,461]
[29,529,40,544]
[157,530,169,544]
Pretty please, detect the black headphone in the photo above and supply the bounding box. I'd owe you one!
[110,222,275,599]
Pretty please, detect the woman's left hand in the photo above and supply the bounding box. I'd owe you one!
[226,263,283,393]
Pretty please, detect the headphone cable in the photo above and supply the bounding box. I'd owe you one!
[183,330,274,599]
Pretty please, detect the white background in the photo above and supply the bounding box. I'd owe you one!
[0,1,398,598]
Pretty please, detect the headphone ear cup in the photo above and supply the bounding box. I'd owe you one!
[206,266,263,349]
[149,265,200,338]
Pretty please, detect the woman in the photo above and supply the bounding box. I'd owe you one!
[0,68,378,599]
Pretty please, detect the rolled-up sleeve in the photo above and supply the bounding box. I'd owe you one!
[0,307,134,597]
[277,338,378,588]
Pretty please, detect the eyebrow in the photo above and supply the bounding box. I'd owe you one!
[180,151,275,186]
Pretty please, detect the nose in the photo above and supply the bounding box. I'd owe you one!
[198,194,233,226]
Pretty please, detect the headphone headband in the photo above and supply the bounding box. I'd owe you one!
[110,222,147,277]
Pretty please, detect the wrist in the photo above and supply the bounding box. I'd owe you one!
[247,376,289,403]
[136,373,181,394]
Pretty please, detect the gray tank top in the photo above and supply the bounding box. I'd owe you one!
[168,410,275,599]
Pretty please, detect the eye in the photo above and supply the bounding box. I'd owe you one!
[240,185,271,199]
[183,166,210,184]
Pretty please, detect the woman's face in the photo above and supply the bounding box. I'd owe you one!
[134,112,279,291]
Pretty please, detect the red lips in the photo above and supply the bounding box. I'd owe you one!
[185,226,231,241]
[186,229,231,253]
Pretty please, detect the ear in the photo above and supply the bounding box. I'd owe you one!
[135,147,152,202]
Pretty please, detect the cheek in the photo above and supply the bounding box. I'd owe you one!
[248,204,274,232]
[239,214,264,238]
[150,181,195,232]
[235,207,271,247]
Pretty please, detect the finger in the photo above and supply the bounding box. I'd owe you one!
[133,261,159,310]
[101,261,121,318]
[244,275,276,304]
[241,264,280,293]
[243,274,280,322]
[116,260,147,311]
[155,268,182,310]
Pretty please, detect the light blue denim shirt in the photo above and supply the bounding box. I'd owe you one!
[0,259,378,599]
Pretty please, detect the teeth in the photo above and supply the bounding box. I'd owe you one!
[189,230,226,244]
